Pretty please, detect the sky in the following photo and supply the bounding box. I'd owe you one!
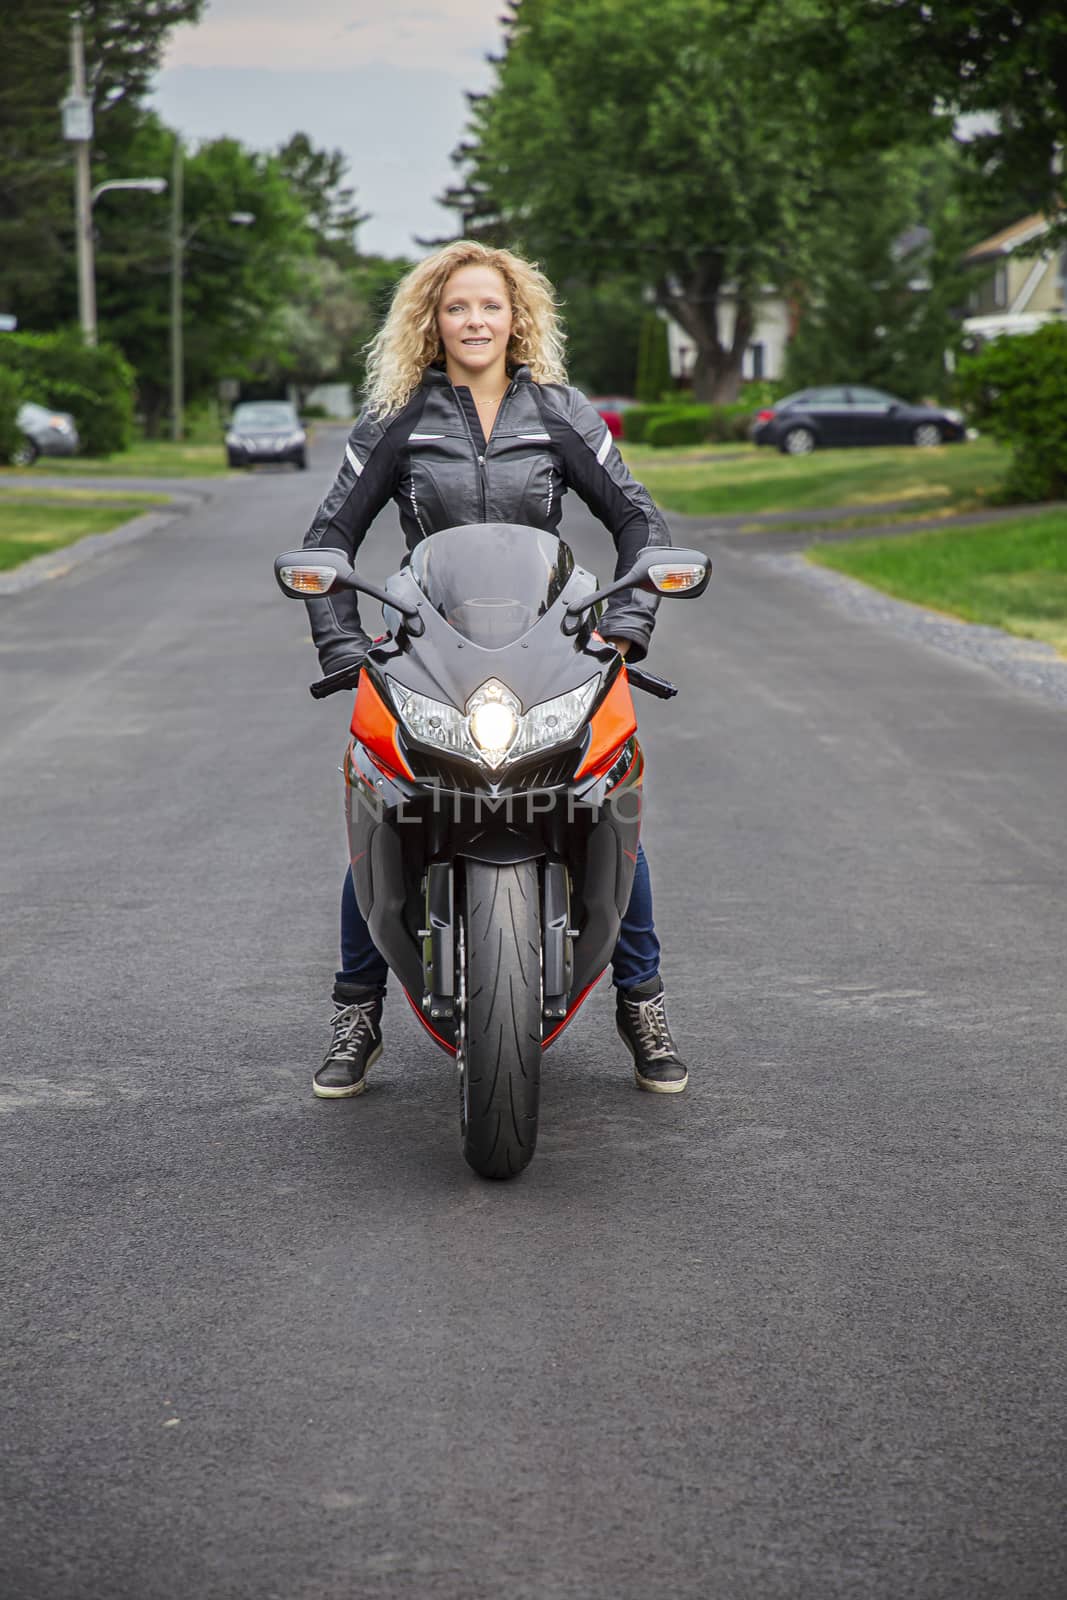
[152,0,505,258]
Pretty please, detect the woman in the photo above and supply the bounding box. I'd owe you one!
[301,241,689,1100]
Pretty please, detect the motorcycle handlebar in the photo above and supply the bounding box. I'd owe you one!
[626,667,678,699]
[309,663,364,699]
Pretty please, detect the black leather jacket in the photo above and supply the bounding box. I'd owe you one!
[302,364,671,670]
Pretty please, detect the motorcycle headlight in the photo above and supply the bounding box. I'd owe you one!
[389,684,469,757]
[388,674,600,772]
[508,677,599,761]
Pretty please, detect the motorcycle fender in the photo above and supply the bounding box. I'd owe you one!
[571,794,642,996]
[364,823,424,1002]
[456,829,546,866]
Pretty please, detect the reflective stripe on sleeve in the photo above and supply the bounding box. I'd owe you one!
[345,443,364,476]
[595,426,613,465]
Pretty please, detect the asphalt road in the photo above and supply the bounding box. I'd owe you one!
[3,428,1066,1599]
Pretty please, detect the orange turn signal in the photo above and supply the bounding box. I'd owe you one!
[278,564,338,595]
[648,561,706,593]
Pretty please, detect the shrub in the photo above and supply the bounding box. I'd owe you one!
[640,402,755,448]
[0,330,135,456]
[0,365,25,464]
[621,403,679,444]
[957,324,1067,501]
[646,407,713,448]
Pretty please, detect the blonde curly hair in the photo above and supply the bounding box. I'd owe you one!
[363,241,568,416]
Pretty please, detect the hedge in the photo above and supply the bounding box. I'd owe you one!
[0,330,135,456]
[636,402,756,449]
[0,366,25,465]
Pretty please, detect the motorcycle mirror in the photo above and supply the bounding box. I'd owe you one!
[274,547,423,623]
[275,547,353,598]
[638,550,711,597]
[565,545,711,615]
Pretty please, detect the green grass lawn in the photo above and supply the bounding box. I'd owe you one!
[0,490,167,571]
[24,437,231,478]
[809,508,1067,656]
[624,438,1010,518]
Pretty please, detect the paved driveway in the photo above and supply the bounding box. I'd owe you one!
[2,431,1066,1598]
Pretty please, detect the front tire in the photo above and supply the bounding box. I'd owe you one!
[12,437,38,467]
[913,422,942,448]
[781,425,815,455]
[460,860,542,1180]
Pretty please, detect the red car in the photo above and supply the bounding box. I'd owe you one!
[587,395,637,439]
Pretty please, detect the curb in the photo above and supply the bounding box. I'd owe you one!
[0,492,201,598]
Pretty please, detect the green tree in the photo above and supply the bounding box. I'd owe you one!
[446,0,886,402]
[93,120,311,432]
[275,133,368,264]
[958,323,1067,501]
[559,276,644,397]
[785,144,973,400]
[859,2,1067,221]
[0,0,203,325]
[634,312,672,404]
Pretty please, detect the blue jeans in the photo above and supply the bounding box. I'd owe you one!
[338,841,660,994]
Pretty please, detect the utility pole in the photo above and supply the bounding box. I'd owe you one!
[170,137,184,442]
[62,19,96,346]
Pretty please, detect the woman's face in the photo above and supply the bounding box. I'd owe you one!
[436,265,514,384]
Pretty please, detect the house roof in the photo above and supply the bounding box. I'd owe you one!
[965,214,1049,262]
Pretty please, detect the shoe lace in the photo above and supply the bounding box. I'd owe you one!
[623,991,678,1061]
[329,1000,375,1062]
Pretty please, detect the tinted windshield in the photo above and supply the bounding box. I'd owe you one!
[411,524,575,647]
[232,403,297,428]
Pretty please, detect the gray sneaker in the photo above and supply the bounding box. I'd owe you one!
[616,977,688,1094]
[313,994,384,1099]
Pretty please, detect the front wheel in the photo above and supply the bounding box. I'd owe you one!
[12,436,38,467]
[912,422,942,448]
[459,860,542,1180]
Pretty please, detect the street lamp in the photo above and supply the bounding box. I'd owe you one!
[169,138,255,442]
[62,19,167,347]
[91,178,168,206]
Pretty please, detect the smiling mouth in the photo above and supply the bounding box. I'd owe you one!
[462,337,491,345]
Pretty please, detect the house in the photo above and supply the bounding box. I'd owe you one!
[963,214,1066,341]
[665,290,792,384]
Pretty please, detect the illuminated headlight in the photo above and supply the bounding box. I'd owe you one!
[943,409,962,424]
[389,674,599,772]
[466,680,521,766]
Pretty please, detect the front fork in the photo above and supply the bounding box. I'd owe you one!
[419,858,572,1031]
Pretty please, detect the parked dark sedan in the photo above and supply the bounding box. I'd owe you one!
[751,386,966,454]
[13,401,80,465]
[225,401,307,470]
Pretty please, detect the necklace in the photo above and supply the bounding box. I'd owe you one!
[473,388,508,407]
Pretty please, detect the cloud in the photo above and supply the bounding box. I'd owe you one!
[151,61,492,257]
[162,0,503,73]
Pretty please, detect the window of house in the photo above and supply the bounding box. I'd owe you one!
[749,342,765,380]
[994,264,1008,308]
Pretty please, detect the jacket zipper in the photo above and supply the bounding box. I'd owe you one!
[452,380,516,524]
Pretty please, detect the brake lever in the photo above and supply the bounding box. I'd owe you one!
[309,663,364,699]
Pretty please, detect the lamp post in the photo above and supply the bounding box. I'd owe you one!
[169,137,254,442]
[62,18,166,347]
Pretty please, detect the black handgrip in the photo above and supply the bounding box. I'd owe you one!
[309,662,364,699]
[627,666,678,699]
